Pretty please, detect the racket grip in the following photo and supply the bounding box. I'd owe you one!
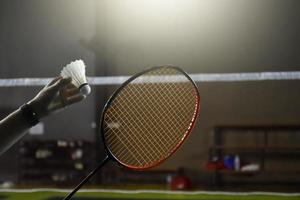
[63,155,110,200]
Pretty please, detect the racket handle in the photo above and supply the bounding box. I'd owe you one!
[63,155,110,200]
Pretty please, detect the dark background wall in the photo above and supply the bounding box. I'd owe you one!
[0,0,300,180]
[0,0,97,141]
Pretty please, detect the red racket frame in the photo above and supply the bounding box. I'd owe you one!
[100,66,200,170]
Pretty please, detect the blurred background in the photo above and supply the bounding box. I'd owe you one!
[0,0,300,192]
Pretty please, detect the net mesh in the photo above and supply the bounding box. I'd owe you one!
[103,67,199,168]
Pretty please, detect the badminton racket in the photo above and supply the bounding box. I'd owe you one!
[63,66,200,200]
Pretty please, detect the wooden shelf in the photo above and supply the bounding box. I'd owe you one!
[209,125,300,188]
[18,140,95,185]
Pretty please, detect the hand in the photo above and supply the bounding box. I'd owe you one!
[28,77,86,119]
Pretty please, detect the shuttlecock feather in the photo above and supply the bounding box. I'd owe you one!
[60,59,91,95]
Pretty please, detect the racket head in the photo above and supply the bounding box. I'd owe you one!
[100,66,200,170]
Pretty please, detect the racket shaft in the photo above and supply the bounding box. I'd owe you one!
[63,156,110,200]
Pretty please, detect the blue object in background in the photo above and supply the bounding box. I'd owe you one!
[223,155,235,170]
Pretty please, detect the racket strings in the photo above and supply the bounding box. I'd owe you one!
[106,83,181,161]
[105,86,167,164]
[127,85,172,146]
[103,67,199,168]
[105,125,143,165]
[146,82,196,141]
[105,82,195,166]
[106,83,197,166]
[112,105,163,163]
[104,96,163,165]
[105,103,159,164]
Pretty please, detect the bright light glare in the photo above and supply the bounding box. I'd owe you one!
[119,0,187,14]
[135,0,183,10]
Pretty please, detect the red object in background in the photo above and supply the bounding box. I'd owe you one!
[206,160,225,171]
[171,176,192,190]
[170,167,192,190]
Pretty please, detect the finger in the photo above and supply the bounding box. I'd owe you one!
[66,87,80,96]
[47,76,62,86]
[66,83,76,89]
[59,89,69,108]
[49,77,72,93]
[66,94,86,105]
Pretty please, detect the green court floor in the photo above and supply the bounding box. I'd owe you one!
[0,191,299,200]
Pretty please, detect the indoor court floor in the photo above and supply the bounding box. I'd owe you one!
[0,190,299,200]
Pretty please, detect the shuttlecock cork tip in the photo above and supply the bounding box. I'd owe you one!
[79,83,91,95]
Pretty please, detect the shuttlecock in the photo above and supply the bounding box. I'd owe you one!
[61,59,91,95]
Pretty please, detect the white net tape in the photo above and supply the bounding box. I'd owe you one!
[0,71,300,87]
[0,188,299,196]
